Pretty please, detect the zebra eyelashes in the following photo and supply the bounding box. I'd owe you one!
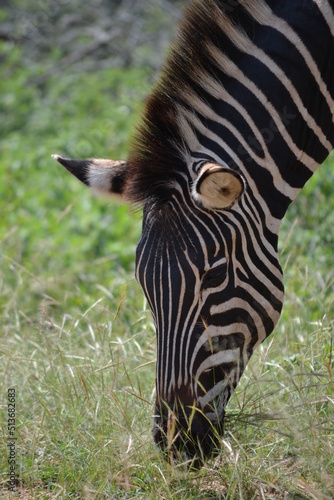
[192,162,245,211]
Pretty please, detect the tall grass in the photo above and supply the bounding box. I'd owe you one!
[0,38,333,499]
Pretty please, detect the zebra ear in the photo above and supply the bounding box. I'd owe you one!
[52,155,128,198]
[192,163,245,210]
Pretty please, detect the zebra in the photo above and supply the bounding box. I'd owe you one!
[53,0,334,464]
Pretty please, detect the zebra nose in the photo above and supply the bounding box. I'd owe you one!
[152,404,223,464]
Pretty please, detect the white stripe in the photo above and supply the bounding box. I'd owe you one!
[243,0,334,124]
[136,227,156,318]
[315,0,334,37]
[191,323,253,370]
[195,349,240,382]
[197,376,233,409]
[169,244,187,394]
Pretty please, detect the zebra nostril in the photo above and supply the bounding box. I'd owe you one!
[189,415,222,458]
[152,405,223,464]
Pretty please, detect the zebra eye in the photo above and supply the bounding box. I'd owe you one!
[202,263,228,289]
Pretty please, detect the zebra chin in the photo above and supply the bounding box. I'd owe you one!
[152,402,224,467]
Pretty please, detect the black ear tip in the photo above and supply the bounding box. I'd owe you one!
[51,154,89,185]
[51,154,86,170]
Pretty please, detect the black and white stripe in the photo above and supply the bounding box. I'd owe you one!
[133,0,334,460]
[54,0,334,462]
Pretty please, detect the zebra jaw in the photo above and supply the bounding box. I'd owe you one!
[192,163,245,210]
[52,154,127,197]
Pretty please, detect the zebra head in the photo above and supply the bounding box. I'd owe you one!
[53,153,284,461]
[135,161,285,462]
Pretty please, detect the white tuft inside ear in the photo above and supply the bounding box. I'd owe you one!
[87,163,114,192]
[192,163,244,210]
[87,159,127,198]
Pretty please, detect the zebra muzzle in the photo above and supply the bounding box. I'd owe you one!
[152,398,224,465]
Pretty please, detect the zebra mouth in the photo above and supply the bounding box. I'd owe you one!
[152,403,225,466]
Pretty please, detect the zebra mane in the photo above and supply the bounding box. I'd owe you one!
[124,0,254,206]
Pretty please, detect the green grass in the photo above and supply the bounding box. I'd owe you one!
[0,40,333,499]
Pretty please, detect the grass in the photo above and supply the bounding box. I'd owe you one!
[0,37,333,499]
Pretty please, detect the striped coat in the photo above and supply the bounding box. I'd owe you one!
[54,0,334,464]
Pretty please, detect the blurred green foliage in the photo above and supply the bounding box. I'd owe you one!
[0,40,148,263]
[0,39,151,330]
